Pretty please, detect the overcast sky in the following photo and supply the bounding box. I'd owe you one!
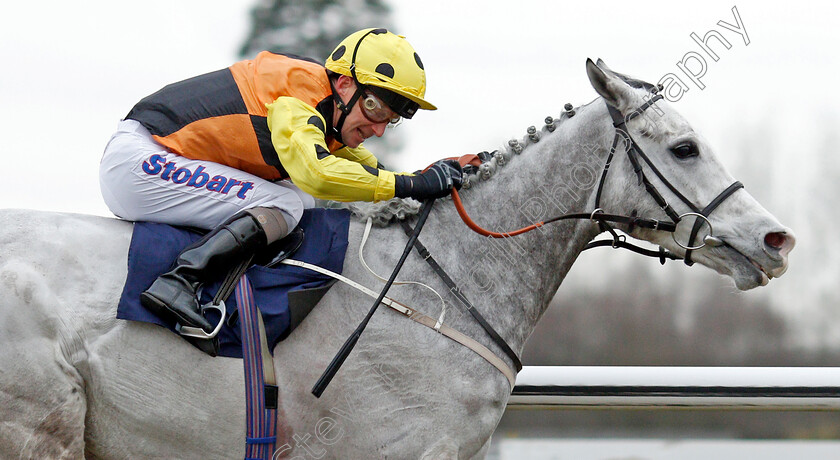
[1,0,835,217]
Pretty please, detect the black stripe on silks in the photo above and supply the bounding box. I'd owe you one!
[315,94,338,143]
[126,68,248,137]
[362,165,379,176]
[251,115,289,178]
[308,115,326,134]
[315,145,331,160]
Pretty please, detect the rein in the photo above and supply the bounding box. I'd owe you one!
[452,188,676,237]
[310,88,746,399]
[451,91,744,265]
[399,219,523,373]
[312,198,436,397]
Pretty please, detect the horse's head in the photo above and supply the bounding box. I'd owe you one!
[585,58,795,290]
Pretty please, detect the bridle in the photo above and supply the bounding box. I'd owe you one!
[596,91,743,265]
[314,85,748,396]
[398,89,746,384]
[453,88,745,266]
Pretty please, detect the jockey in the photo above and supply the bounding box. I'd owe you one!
[99,28,463,333]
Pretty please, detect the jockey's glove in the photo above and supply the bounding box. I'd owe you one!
[394,159,463,200]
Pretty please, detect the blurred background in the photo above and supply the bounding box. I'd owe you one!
[1,0,838,457]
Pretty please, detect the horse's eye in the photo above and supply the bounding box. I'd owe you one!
[670,142,698,159]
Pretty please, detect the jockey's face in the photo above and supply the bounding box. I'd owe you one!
[333,75,390,148]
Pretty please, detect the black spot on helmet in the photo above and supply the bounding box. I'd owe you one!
[375,63,395,79]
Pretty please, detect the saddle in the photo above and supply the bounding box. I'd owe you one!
[116,208,351,357]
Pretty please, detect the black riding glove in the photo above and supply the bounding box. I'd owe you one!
[394,159,463,200]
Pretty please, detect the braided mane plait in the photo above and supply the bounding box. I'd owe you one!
[343,107,578,226]
[346,199,422,226]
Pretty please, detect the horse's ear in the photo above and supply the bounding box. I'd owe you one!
[597,59,658,93]
[595,58,613,72]
[586,58,631,110]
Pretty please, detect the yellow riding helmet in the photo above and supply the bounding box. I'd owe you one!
[326,28,437,118]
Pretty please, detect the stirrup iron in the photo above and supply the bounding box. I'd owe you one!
[177,300,227,340]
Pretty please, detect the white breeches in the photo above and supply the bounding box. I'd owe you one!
[99,119,315,230]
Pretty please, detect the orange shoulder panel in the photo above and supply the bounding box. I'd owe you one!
[229,52,332,117]
[155,114,285,180]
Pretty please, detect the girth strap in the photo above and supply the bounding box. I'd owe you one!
[399,220,523,373]
[237,275,281,460]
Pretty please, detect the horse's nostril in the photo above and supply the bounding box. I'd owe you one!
[765,232,786,250]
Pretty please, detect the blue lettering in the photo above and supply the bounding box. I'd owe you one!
[171,167,191,184]
[237,182,254,199]
[221,178,241,194]
[141,159,256,200]
[160,162,177,181]
[207,176,226,192]
[141,154,164,175]
[187,166,209,188]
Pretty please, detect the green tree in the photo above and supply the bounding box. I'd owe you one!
[240,0,392,63]
[239,0,403,167]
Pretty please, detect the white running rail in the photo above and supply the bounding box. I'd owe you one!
[508,366,840,410]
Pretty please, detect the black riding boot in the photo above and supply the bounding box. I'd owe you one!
[140,213,267,332]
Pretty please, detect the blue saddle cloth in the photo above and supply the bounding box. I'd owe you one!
[116,208,350,358]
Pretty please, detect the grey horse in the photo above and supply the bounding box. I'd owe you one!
[0,60,794,459]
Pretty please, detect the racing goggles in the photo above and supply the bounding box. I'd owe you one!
[360,91,401,125]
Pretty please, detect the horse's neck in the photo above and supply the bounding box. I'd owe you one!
[415,100,610,353]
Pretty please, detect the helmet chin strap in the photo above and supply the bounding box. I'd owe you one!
[329,77,365,145]
[331,29,383,144]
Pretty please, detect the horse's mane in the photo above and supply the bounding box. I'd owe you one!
[343,103,583,226]
[345,199,422,226]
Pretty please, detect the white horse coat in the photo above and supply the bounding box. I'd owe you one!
[0,60,794,459]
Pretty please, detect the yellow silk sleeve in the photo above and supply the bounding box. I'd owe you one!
[267,97,395,202]
[332,145,380,169]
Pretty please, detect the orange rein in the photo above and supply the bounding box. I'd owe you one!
[451,189,544,238]
[447,154,545,239]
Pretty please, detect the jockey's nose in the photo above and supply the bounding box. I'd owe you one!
[372,122,387,137]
